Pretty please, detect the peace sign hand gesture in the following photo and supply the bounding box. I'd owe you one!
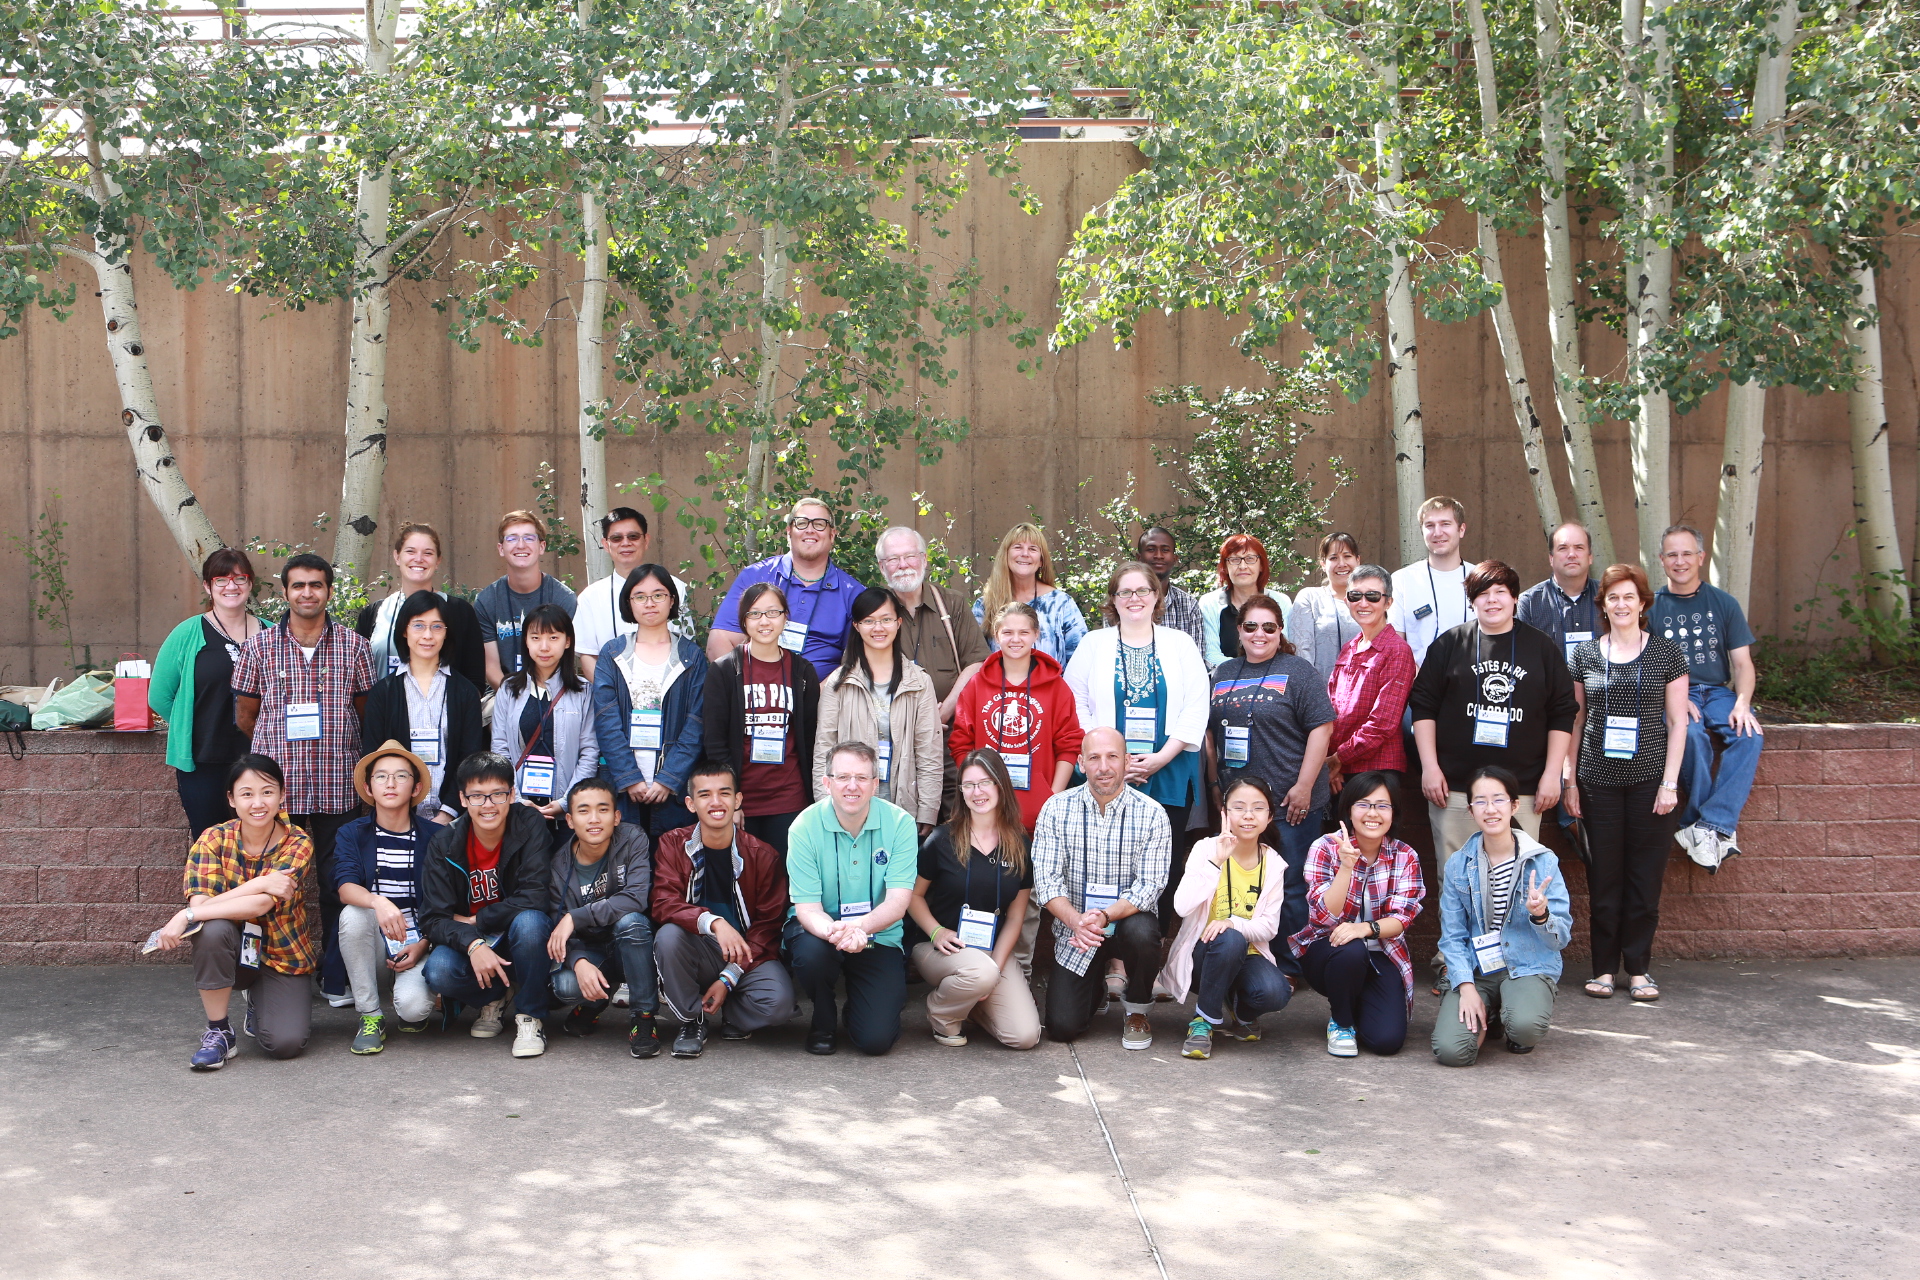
[1525,870,1553,923]
[1333,822,1361,868]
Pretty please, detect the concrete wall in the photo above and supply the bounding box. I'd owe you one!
[3,142,1917,682]
[4,724,1913,964]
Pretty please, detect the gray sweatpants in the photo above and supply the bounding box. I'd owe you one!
[191,919,312,1060]
[338,905,435,1023]
[654,922,797,1032]
[1432,972,1557,1066]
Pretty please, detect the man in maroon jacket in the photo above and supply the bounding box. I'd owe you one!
[651,761,798,1057]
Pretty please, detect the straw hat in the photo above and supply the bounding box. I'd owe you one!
[354,739,433,808]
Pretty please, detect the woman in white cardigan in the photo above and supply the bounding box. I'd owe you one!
[1064,560,1211,930]
[1164,777,1293,1059]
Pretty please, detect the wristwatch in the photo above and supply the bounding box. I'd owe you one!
[1368,920,1381,940]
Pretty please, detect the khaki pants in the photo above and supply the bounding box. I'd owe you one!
[911,942,1041,1049]
[1428,791,1547,864]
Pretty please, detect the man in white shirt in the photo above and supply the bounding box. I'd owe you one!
[574,507,694,678]
[1388,496,1472,668]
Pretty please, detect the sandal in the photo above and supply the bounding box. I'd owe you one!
[1628,978,1660,1001]
[1583,977,1615,999]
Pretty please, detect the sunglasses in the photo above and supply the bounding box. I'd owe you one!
[1346,590,1387,603]
[1238,621,1281,634]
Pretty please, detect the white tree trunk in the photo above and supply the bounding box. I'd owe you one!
[1848,263,1907,617]
[1535,0,1614,567]
[575,0,612,585]
[1467,0,1559,541]
[746,61,797,514]
[332,0,403,585]
[1624,0,1675,576]
[82,121,225,570]
[1375,54,1426,565]
[1711,0,1798,606]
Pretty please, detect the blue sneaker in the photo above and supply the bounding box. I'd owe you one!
[190,1024,237,1071]
[1325,1019,1358,1058]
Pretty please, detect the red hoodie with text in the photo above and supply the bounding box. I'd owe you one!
[950,648,1085,832]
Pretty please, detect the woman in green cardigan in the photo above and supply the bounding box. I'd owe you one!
[149,550,267,838]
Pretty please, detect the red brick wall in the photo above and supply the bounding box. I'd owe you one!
[1,724,1916,963]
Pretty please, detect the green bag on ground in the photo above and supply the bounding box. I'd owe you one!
[31,672,113,730]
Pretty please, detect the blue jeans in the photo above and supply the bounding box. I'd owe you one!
[549,911,657,1015]
[1189,931,1293,1024]
[424,908,553,1020]
[1678,684,1764,836]
[1266,806,1324,976]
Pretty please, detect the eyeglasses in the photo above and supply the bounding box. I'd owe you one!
[1352,800,1393,813]
[1224,802,1268,816]
[745,608,788,622]
[1114,587,1155,601]
[1468,795,1513,811]
[464,790,512,807]
[787,516,835,533]
[1239,621,1280,634]
[1346,590,1386,603]
[406,621,447,635]
[629,591,673,607]
[604,532,645,545]
[827,772,875,784]
[502,534,542,548]
[1225,554,1261,568]
[958,779,997,793]
[857,614,900,628]
[370,770,415,785]
[209,574,251,590]
[878,553,924,568]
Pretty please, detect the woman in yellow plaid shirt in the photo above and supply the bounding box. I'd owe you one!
[155,754,318,1070]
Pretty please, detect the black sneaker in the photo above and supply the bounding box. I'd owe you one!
[628,1012,661,1059]
[1505,1037,1535,1055]
[672,1016,707,1058]
[806,1029,837,1056]
[563,1001,607,1038]
[718,1022,752,1041]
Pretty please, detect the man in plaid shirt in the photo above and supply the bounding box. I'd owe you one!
[1032,727,1171,1050]
[233,553,376,1003]
[1137,526,1209,655]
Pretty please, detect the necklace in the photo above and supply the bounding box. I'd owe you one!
[208,609,250,646]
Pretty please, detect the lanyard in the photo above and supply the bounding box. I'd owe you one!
[780,559,829,634]
[994,657,1040,752]
[1425,563,1465,645]
[962,839,1006,918]
[1475,622,1518,674]
[1601,633,1645,721]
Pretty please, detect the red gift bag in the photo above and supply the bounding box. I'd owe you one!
[113,653,155,731]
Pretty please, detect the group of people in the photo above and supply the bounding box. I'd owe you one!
[147,493,1764,1070]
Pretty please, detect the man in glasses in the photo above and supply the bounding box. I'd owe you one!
[573,506,695,678]
[707,497,865,679]
[420,752,557,1058]
[1326,566,1416,793]
[877,525,990,818]
[476,510,578,690]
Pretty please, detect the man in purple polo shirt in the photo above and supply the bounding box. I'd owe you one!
[707,498,865,679]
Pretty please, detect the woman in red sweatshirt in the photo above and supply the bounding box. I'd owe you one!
[951,602,1086,833]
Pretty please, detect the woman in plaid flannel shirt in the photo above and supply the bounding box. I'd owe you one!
[1290,770,1426,1058]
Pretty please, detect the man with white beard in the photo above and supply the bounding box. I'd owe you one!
[875,526,989,818]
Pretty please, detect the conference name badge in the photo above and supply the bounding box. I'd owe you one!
[1603,715,1640,760]
[1084,882,1120,937]
[1472,705,1510,748]
[877,739,893,784]
[1471,929,1507,976]
[410,732,440,765]
[839,900,872,922]
[750,726,785,764]
[1123,707,1156,755]
[778,620,808,653]
[998,750,1032,790]
[1563,630,1592,662]
[286,701,322,742]
[1223,725,1250,766]
[958,906,996,950]
[239,921,264,970]
[521,754,556,800]
[629,708,663,751]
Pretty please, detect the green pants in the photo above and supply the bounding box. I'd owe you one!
[1432,972,1557,1067]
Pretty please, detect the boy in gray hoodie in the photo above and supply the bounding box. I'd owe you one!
[546,778,660,1057]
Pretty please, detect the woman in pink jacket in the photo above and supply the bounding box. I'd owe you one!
[1161,777,1294,1060]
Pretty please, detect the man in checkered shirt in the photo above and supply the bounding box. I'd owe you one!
[1032,727,1171,1051]
[233,553,376,1005]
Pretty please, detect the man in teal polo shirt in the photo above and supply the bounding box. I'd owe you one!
[783,741,918,1055]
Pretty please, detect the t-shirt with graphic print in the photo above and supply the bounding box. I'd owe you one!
[1650,583,1754,690]
[465,828,503,912]
[1208,653,1336,813]
[1407,620,1578,794]
[740,650,808,817]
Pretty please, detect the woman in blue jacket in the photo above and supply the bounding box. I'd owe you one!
[1433,765,1572,1066]
[592,564,709,840]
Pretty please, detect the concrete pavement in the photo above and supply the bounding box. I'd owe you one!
[1,958,1915,1280]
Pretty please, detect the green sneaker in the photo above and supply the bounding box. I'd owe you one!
[351,1013,386,1055]
[1181,1017,1213,1060]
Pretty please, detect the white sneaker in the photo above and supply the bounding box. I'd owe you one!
[511,1013,547,1058]
[1720,829,1743,863]
[326,992,356,1009]
[1326,1020,1358,1058]
[470,998,507,1038]
[1676,824,1715,868]
[1698,829,1727,873]
[612,983,631,1008]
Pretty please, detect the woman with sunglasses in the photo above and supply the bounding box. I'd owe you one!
[1199,535,1290,672]
[813,587,943,836]
[702,582,821,855]
[1291,771,1426,1058]
[1165,777,1294,1060]
[1432,766,1572,1066]
[151,549,269,838]
[590,566,708,840]
[1290,532,1362,682]
[1204,594,1333,967]
[362,592,488,823]
[1325,564,1416,796]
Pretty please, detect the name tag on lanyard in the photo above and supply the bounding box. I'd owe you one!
[778,620,808,654]
[998,750,1032,790]
[750,725,786,764]
[1471,929,1507,976]
[239,921,264,970]
[286,701,322,742]
[1563,630,1592,662]
[521,755,556,800]
[384,925,422,958]
[1473,706,1510,748]
[1084,881,1120,937]
[1603,715,1640,759]
[411,731,441,765]
[958,905,996,950]
[877,739,893,783]
[629,707,663,751]
[1123,707,1157,755]
[839,899,872,922]
[1222,724,1250,766]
